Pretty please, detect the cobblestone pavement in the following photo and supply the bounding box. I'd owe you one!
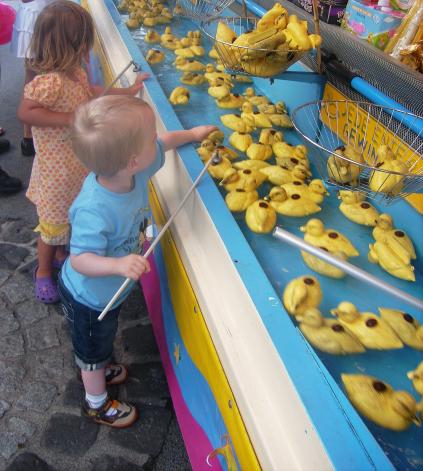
[0,6,191,468]
[0,220,191,471]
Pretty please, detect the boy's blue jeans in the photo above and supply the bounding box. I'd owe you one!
[57,275,121,371]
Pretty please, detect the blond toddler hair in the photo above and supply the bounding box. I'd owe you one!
[72,95,151,177]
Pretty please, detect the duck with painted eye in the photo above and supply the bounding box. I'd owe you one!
[220,168,267,192]
[228,131,253,152]
[180,72,205,86]
[296,308,365,355]
[282,179,328,204]
[215,93,246,109]
[327,144,364,187]
[145,29,161,43]
[246,142,273,161]
[243,87,270,107]
[282,275,322,316]
[267,187,321,217]
[338,190,380,227]
[342,374,420,431]
[245,199,277,233]
[259,162,311,186]
[369,145,408,194]
[259,128,284,145]
[169,87,190,105]
[379,308,423,350]
[273,142,308,163]
[241,102,272,128]
[331,302,403,350]
[225,188,259,212]
[373,213,416,259]
[146,49,165,64]
[220,113,255,133]
[173,57,205,71]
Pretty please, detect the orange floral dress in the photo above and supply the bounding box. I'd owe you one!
[25,68,92,229]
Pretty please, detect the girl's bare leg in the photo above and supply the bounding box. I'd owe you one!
[37,237,55,278]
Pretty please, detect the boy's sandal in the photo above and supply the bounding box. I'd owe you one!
[82,397,138,428]
[77,363,128,386]
[33,266,60,304]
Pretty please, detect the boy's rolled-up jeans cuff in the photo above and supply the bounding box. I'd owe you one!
[74,355,111,372]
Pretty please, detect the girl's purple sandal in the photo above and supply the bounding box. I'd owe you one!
[34,266,60,304]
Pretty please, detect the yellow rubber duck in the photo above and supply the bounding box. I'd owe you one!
[300,219,359,257]
[180,72,205,86]
[284,15,322,50]
[273,142,307,162]
[246,143,273,161]
[331,302,403,350]
[243,87,270,107]
[259,128,284,145]
[204,69,233,86]
[338,191,380,227]
[368,240,415,281]
[190,38,205,57]
[208,83,231,100]
[407,362,423,395]
[245,200,277,233]
[146,49,165,64]
[379,308,423,350]
[228,132,253,153]
[207,156,232,180]
[296,309,365,354]
[233,159,270,171]
[173,3,184,15]
[282,179,328,204]
[258,101,288,115]
[215,144,238,161]
[259,163,310,186]
[174,57,205,72]
[161,26,175,42]
[369,145,408,194]
[175,47,195,58]
[208,47,219,59]
[268,187,321,217]
[241,102,272,128]
[276,155,310,172]
[256,2,288,31]
[327,145,364,187]
[373,213,416,260]
[301,249,347,279]
[145,29,161,43]
[216,93,246,109]
[268,112,293,128]
[126,18,140,29]
[162,37,182,50]
[220,168,267,192]
[342,374,420,431]
[197,139,216,161]
[220,114,255,133]
[207,129,224,144]
[169,87,190,105]
[157,7,173,23]
[282,275,322,316]
[225,189,259,212]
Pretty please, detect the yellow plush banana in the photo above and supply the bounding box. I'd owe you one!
[282,275,322,316]
[245,200,277,233]
[228,132,253,152]
[169,87,190,105]
[225,189,259,212]
[146,49,165,64]
[342,374,420,431]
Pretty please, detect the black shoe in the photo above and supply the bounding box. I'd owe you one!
[21,138,35,157]
[0,167,22,195]
[0,138,10,154]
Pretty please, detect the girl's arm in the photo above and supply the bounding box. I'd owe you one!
[70,252,150,280]
[91,73,150,98]
[160,125,217,151]
[17,99,73,127]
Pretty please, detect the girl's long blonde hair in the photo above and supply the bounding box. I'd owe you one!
[29,0,94,74]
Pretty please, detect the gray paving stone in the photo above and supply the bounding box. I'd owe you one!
[8,417,36,439]
[125,362,170,402]
[0,332,25,358]
[27,320,60,351]
[154,417,191,471]
[120,287,149,322]
[91,455,152,471]
[0,308,20,334]
[0,244,30,270]
[5,452,55,471]
[122,323,158,357]
[0,431,25,460]
[0,360,25,396]
[42,413,99,457]
[109,405,171,457]
[0,268,10,286]
[1,274,33,305]
[35,350,64,381]
[0,219,37,244]
[16,382,57,413]
[0,399,10,418]
[15,299,49,327]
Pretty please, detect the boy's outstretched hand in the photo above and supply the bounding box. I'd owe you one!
[117,254,151,280]
[190,125,218,142]
[128,73,150,95]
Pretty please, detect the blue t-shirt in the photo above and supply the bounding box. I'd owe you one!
[61,139,165,310]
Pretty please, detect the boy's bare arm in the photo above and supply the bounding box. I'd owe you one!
[70,253,150,280]
[160,125,217,151]
[17,99,73,127]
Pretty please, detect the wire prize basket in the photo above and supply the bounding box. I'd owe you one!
[172,0,235,20]
[291,100,423,205]
[201,17,308,78]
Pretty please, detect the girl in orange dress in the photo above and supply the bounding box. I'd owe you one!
[18,0,148,303]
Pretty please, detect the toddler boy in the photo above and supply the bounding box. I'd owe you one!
[59,94,215,427]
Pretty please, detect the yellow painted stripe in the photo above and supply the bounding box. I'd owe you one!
[322,84,423,214]
[149,184,261,471]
